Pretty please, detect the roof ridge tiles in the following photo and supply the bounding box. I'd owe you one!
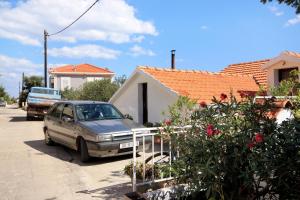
[138,66,256,79]
[227,59,271,67]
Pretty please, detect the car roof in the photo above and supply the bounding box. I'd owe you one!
[31,87,59,91]
[55,100,110,105]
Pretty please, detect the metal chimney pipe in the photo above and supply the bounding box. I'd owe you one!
[171,50,175,69]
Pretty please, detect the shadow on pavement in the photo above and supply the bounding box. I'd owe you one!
[76,182,132,199]
[24,139,133,166]
[9,116,43,122]
[9,116,27,122]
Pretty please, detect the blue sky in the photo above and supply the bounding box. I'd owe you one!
[0,0,300,97]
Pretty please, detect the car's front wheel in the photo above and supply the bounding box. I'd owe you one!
[44,129,54,145]
[80,138,90,162]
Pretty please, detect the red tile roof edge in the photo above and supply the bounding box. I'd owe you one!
[138,66,256,79]
[49,63,114,74]
[225,59,271,68]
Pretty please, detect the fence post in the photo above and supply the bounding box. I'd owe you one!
[132,130,137,192]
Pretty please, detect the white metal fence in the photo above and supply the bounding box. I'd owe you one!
[131,126,190,192]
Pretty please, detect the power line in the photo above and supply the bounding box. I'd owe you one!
[48,0,100,37]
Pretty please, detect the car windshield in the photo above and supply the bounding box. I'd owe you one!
[75,104,123,121]
[31,88,60,95]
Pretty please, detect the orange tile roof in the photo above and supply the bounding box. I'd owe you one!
[138,66,259,103]
[49,64,114,74]
[221,59,270,87]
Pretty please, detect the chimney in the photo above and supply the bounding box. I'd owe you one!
[171,49,175,69]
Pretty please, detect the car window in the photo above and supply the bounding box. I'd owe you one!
[62,104,74,119]
[49,103,64,118]
[75,104,123,121]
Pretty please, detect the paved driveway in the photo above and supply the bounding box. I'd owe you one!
[0,105,133,200]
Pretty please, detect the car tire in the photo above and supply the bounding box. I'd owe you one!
[26,114,33,121]
[80,138,90,162]
[44,129,54,145]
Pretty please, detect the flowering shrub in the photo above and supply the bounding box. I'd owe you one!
[164,95,300,199]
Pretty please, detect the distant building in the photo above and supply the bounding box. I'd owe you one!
[49,64,114,91]
[222,51,300,89]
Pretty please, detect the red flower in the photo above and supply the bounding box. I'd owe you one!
[255,133,264,143]
[247,141,255,149]
[199,101,207,108]
[206,124,214,136]
[164,119,171,126]
[220,93,227,101]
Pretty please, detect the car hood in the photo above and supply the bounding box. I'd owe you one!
[78,119,144,134]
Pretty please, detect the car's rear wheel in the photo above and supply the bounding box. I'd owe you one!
[80,138,90,162]
[44,129,54,145]
[26,114,32,121]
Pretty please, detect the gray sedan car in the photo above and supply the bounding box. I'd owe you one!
[43,101,145,162]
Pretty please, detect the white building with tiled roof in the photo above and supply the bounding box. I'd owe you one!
[49,64,114,91]
[109,66,259,124]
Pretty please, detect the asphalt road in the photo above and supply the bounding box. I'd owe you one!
[0,105,133,200]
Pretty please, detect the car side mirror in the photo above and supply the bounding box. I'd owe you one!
[124,114,133,120]
[62,116,74,123]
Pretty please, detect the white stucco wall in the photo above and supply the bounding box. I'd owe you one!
[52,74,112,91]
[266,60,300,87]
[110,72,178,124]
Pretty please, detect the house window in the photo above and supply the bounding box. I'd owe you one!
[49,76,54,88]
[278,68,298,82]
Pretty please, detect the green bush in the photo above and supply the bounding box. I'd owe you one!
[61,79,119,102]
[165,94,300,199]
[269,69,300,96]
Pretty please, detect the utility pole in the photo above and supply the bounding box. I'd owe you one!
[22,72,24,90]
[43,0,99,88]
[44,30,48,87]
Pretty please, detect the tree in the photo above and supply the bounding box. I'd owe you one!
[61,87,81,100]
[23,75,43,90]
[0,85,15,104]
[113,75,127,87]
[261,0,300,13]
[0,85,6,97]
[19,75,43,107]
[61,79,119,102]
[80,79,119,102]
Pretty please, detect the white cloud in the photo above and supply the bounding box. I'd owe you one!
[269,6,284,16]
[286,15,300,26]
[48,44,121,59]
[129,45,155,57]
[0,54,39,72]
[0,0,158,46]
[0,1,11,9]
[131,35,145,43]
[0,54,42,97]
[200,25,208,30]
[5,72,18,78]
